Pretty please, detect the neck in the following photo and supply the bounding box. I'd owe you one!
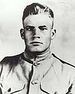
[24,47,51,61]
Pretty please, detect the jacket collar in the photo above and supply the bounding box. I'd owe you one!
[23,49,51,66]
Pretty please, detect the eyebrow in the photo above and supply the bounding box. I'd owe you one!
[39,25,47,28]
[25,25,35,28]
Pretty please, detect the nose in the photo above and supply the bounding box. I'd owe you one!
[33,28,40,39]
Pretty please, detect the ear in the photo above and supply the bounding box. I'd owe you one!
[51,29,56,40]
[20,28,25,39]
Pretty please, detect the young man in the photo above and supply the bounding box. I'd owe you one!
[0,3,75,94]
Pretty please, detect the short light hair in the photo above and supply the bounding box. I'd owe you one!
[22,3,54,27]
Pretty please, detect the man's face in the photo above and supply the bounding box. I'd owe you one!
[22,14,54,53]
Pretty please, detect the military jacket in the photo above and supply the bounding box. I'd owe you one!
[0,52,75,94]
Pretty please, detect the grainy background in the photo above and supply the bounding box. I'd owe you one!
[0,0,75,65]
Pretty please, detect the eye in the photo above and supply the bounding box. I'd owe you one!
[25,26,34,31]
[39,26,47,31]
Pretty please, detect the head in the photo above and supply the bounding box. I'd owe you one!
[20,3,56,54]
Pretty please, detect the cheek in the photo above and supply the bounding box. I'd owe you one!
[24,31,32,39]
[43,32,51,40]
[43,34,51,44]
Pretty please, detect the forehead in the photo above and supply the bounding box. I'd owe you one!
[23,14,53,26]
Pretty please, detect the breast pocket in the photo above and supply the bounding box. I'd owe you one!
[9,84,25,94]
[0,83,26,94]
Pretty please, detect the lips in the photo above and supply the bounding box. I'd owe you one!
[30,41,43,44]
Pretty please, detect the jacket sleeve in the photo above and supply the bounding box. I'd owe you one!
[0,57,13,94]
[69,77,75,94]
[0,59,4,77]
[0,58,4,94]
[66,67,75,94]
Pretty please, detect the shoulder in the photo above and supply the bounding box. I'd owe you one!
[52,53,75,77]
[0,53,24,66]
[0,53,24,77]
[52,53,75,68]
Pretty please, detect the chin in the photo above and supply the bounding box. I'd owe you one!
[27,45,46,53]
[30,49,42,53]
[29,48,43,53]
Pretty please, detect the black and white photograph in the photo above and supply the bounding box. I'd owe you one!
[0,0,75,94]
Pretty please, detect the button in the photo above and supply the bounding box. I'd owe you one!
[7,88,11,92]
[31,80,39,85]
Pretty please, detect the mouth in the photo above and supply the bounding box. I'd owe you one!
[30,42,43,45]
